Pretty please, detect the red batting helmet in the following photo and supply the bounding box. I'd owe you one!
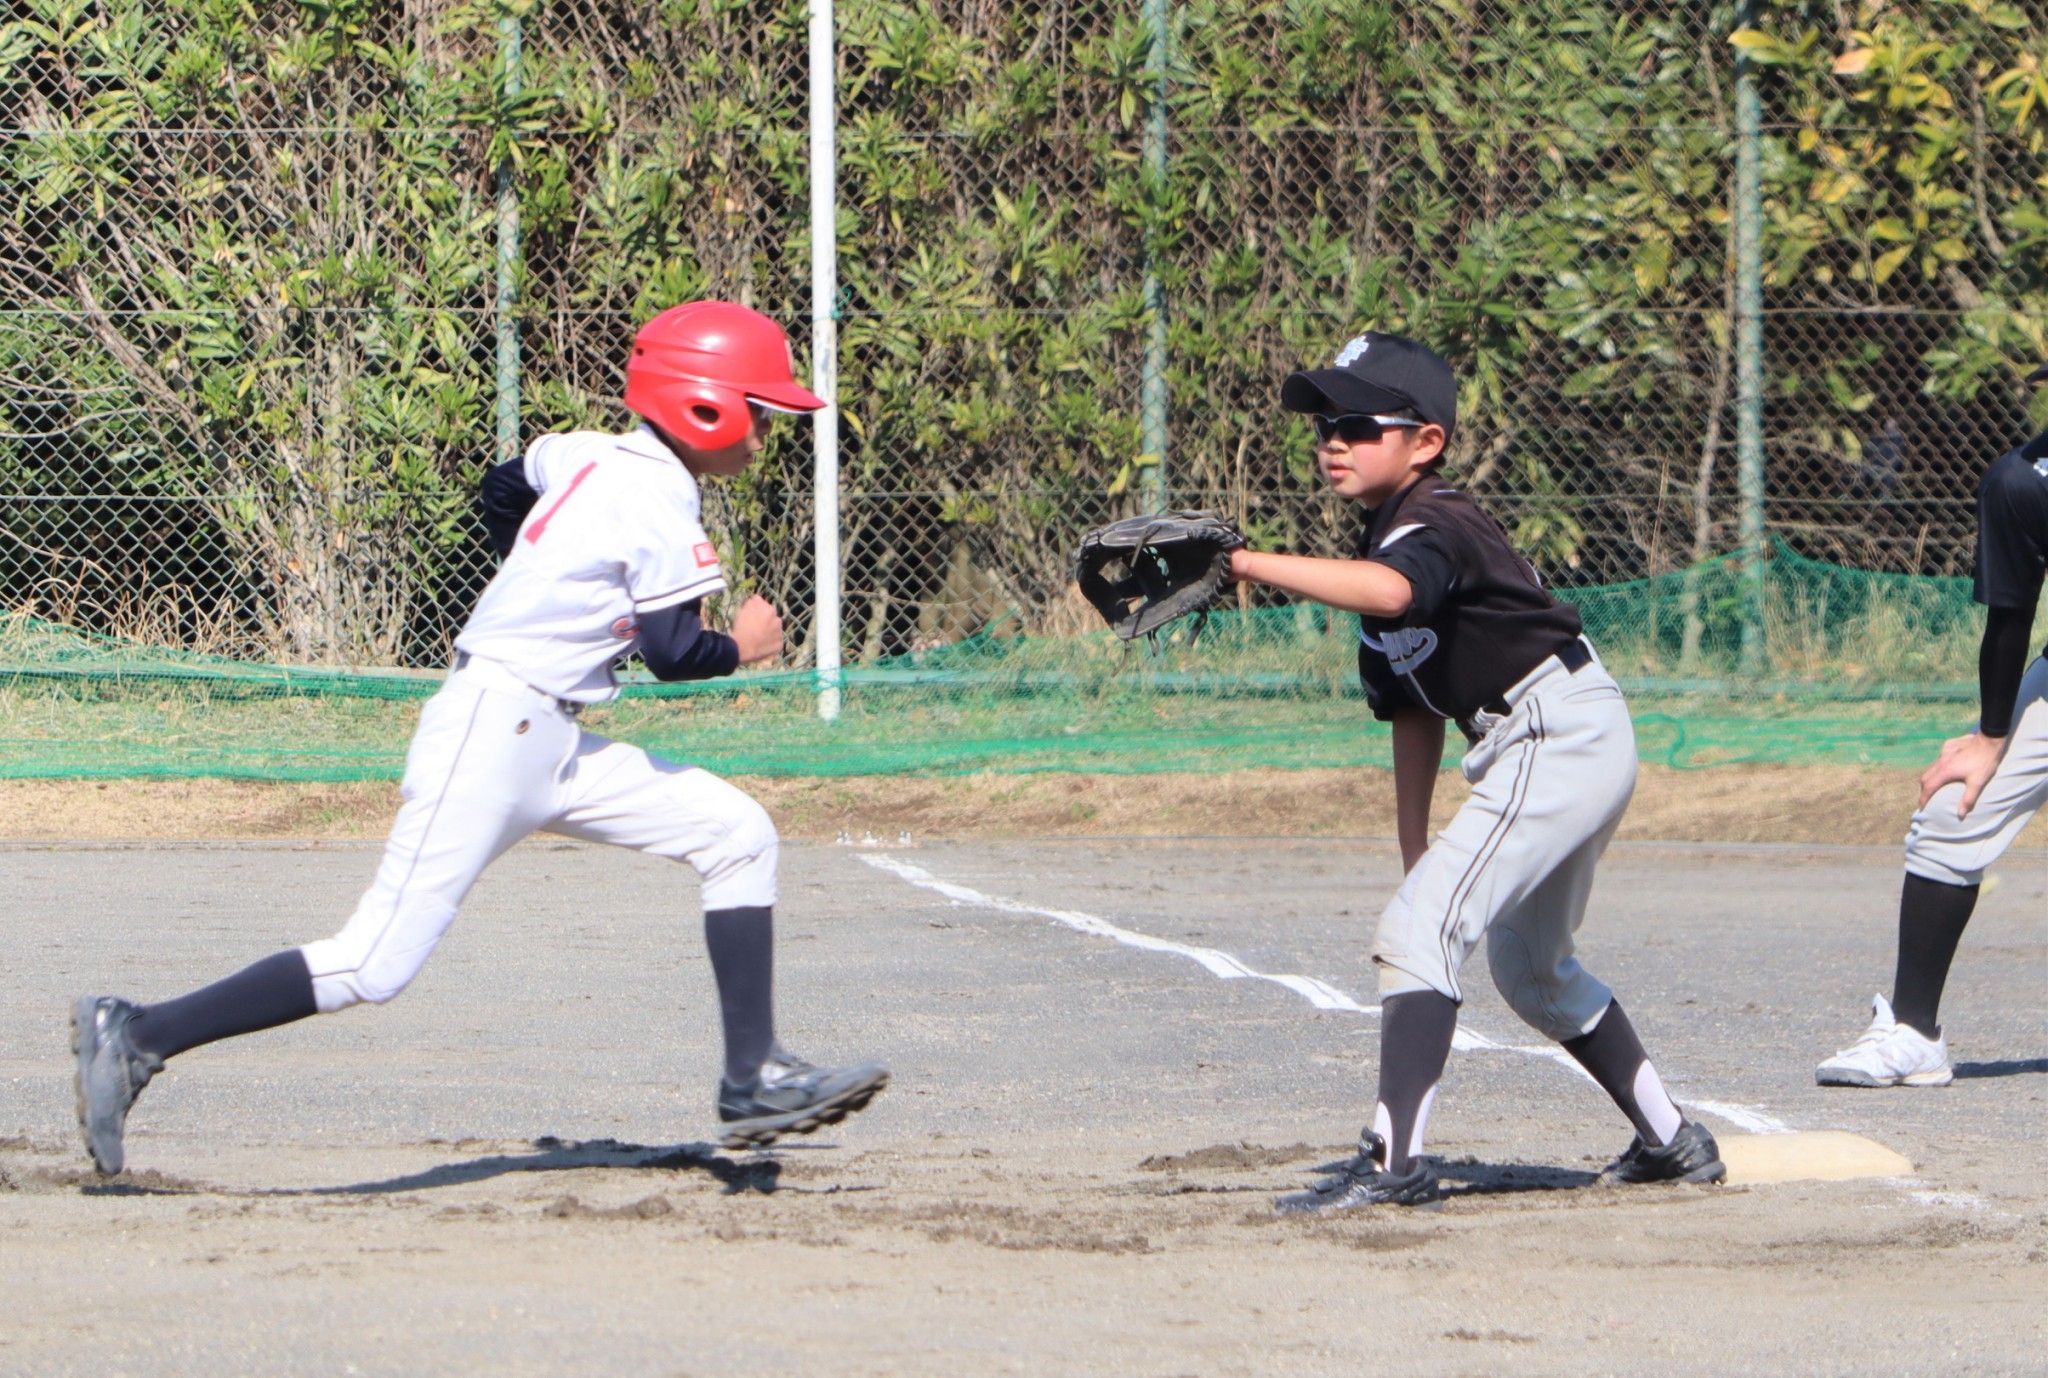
[623,301,825,451]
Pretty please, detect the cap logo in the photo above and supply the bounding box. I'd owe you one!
[1334,335,1372,367]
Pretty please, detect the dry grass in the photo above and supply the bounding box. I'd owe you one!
[1,765,2038,850]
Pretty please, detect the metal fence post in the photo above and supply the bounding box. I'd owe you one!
[810,0,843,721]
[1733,1,1766,674]
[494,9,522,469]
[1139,0,1169,510]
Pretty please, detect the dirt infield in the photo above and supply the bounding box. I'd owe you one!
[5,762,2041,848]
[3,838,2044,1374]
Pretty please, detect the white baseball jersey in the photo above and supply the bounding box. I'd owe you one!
[456,425,728,702]
[301,423,777,1013]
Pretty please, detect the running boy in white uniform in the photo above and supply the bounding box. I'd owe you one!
[72,302,887,1175]
[1816,361,2048,1088]
[1228,333,1723,1211]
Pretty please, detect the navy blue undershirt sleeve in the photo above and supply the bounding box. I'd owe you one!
[1978,600,2039,739]
[638,600,742,682]
[480,459,541,557]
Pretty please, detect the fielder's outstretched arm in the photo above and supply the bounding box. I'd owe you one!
[1228,548,1415,617]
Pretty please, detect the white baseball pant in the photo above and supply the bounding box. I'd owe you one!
[301,656,778,1012]
[1372,649,1635,1042]
[1904,655,2048,887]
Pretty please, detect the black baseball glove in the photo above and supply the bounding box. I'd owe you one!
[1074,510,1246,641]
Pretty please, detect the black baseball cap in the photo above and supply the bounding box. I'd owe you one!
[1281,331,1458,441]
[2027,361,2048,385]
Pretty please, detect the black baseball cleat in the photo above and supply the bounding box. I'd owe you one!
[72,995,164,1177]
[717,1049,890,1150]
[1276,1130,1441,1214]
[1597,1119,1727,1186]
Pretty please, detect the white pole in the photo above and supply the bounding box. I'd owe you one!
[493,13,522,467]
[808,0,842,723]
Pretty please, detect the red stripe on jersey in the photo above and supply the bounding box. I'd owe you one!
[523,461,599,543]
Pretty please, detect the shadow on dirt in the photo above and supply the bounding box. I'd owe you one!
[284,1136,783,1198]
[1305,1154,1599,1196]
[1435,1159,1599,1196]
[1954,1058,2048,1080]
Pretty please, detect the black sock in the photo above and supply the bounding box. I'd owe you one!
[1891,873,1979,1040]
[1373,989,1459,1176]
[1561,999,1684,1148]
[128,949,318,1062]
[704,905,775,1087]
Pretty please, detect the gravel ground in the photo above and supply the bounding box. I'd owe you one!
[1,836,2043,1377]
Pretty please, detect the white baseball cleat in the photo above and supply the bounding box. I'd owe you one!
[1816,994,1953,1088]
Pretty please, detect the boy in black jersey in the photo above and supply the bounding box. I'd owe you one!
[1228,332,1724,1212]
[1817,362,2048,1088]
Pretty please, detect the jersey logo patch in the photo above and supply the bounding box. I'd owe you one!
[1360,626,1439,676]
[693,541,718,567]
[610,616,639,639]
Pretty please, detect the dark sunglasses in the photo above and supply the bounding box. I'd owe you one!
[1311,413,1424,444]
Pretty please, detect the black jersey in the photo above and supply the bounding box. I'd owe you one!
[1973,430,2048,610]
[1354,477,1584,729]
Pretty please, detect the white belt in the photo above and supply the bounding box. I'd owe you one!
[449,651,580,715]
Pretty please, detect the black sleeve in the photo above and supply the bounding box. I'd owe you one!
[1973,455,2048,609]
[1365,528,1460,620]
[1978,599,2039,738]
[637,599,741,683]
[480,459,541,557]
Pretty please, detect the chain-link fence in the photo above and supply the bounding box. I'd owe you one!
[3,0,2044,671]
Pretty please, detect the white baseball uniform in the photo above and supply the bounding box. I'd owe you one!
[301,425,777,1012]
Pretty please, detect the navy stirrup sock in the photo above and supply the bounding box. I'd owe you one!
[704,905,776,1086]
[129,949,318,1062]
[1373,990,1459,1175]
[1562,999,1684,1148]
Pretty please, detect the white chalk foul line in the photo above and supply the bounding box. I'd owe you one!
[1681,1098,1790,1136]
[859,854,1372,1014]
[861,854,1792,1134]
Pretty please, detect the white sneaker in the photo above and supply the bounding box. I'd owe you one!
[1816,994,1953,1088]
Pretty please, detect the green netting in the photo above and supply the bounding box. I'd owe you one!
[1,542,2032,781]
